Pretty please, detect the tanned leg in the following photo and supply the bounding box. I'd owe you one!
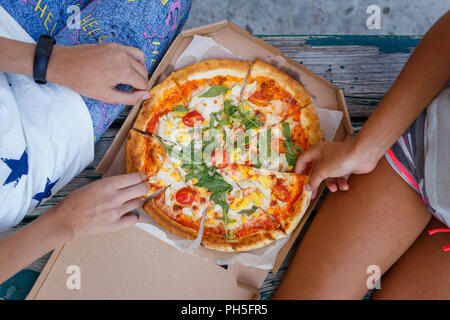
[273,157,431,299]
[372,217,450,299]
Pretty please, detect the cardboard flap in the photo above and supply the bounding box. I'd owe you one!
[29,226,254,300]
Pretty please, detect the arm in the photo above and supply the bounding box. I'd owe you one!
[296,11,450,193]
[0,37,150,105]
[0,172,149,284]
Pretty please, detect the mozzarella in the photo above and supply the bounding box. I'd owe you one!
[242,81,257,99]
[182,207,193,217]
[189,93,224,122]
[230,84,241,97]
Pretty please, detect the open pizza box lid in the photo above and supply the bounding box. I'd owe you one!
[27,21,352,300]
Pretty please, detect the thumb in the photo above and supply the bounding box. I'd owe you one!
[295,144,320,174]
[307,162,327,191]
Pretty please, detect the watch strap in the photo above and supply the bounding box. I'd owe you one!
[33,35,55,84]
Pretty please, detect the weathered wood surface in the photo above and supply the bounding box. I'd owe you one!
[0,35,419,299]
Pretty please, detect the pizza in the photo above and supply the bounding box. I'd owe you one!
[126,59,322,252]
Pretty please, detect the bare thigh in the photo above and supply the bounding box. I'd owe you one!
[273,157,431,299]
[372,217,450,299]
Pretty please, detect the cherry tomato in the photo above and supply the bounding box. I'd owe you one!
[210,149,229,169]
[182,111,204,127]
[175,187,196,205]
[272,185,290,202]
[249,92,270,107]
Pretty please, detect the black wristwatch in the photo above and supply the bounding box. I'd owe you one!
[33,35,56,84]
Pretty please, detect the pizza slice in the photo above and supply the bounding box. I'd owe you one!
[221,164,311,234]
[133,75,186,135]
[241,59,312,127]
[172,59,250,123]
[242,104,322,172]
[144,180,216,240]
[126,129,189,196]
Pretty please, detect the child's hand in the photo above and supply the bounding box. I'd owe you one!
[52,172,149,239]
[295,140,380,197]
[47,43,150,105]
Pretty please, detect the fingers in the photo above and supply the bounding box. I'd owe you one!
[121,65,148,91]
[117,198,140,216]
[119,44,146,68]
[326,178,338,192]
[108,88,150,105]
[129,58,149,83]
[117,181,149,203]
[295,145,321,174]
[107,172,147,190]
[111,212,138,231]
[336,177,349,191]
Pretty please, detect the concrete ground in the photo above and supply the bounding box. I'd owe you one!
[184,0,450,35]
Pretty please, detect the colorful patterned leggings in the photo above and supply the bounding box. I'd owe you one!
[0,0,191,141]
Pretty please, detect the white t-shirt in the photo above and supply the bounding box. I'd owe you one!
[0,6,94,231]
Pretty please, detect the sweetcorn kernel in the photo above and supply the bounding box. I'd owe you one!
[237,197,251,210]
[206,219,216,226]
[241,216,247,223]
[170,172,181,181]
[258,175,272,189]
[251,192,261,206]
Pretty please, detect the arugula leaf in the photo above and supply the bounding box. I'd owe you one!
[224,99,237,116]
[238,108,263,130]
[172,105,188,112]
[281,121,298,166]
[182,162,233,239]
[238,205,258,216]
[294,145,304,153]
[281,121,291,140]
[199,85,229,98]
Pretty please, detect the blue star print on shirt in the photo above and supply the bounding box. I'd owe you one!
[1,149,28,187]
[33,178,60,206]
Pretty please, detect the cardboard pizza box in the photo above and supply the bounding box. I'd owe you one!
[27,21,352,300]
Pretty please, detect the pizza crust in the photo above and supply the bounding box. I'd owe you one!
[142,200,199,240]
[249,59,312,107]
[133,75,184,132]
[125,129,165,176]
[201,228,286,252]
[172,59,250,84]
[300,103,323,148]
[282,186,312,235]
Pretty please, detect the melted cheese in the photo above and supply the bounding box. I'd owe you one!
[189,92,223,122]
[242,81,257,99]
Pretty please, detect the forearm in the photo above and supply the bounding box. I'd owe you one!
[0,37,35,76]
[353,11,450,160]
[0,207,72,284]
[0,37,65,85]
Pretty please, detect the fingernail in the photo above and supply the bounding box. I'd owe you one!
[305,183,312,191]
[143,92,150,100]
